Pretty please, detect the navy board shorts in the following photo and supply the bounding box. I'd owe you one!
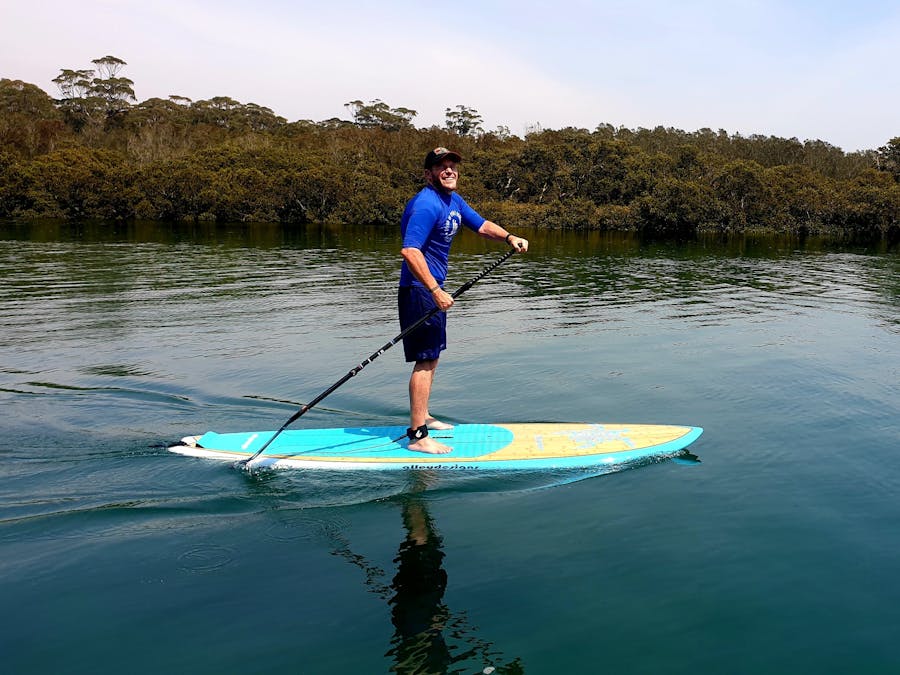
[398,285,447,362]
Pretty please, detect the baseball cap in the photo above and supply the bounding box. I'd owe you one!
[424,147,463,169]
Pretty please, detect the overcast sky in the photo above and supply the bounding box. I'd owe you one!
[3,0,898,151]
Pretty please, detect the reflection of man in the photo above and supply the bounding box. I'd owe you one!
[386,477,525,674]
[399,147,528,455]
[387,491,451,671]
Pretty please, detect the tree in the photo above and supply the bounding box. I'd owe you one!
[189,97,285,132]
[344,99,416,131]
[634,177,718,236]
[444,105,483,136]
[0,79,67,158]
[766,164,831,233]
[4,59,893,237]
[712,160,772,230]
[876,138,900,181]
[89,56,135,112]
[51,69,95,100]
[89,76,136,112]
[27,146,137,219]
[0,151,30,216]
[51,55,135,132]
[92,55,127,79]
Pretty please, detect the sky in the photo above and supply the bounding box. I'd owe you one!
[2,0,898,152]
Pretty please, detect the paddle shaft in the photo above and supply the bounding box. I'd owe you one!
[237,247,518,466]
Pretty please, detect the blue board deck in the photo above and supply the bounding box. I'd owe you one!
[168,423,703,470]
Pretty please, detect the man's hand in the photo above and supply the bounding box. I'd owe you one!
[431,287,454,311]
[508,235,529,252]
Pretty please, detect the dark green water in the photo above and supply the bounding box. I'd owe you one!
[2,221,898,674]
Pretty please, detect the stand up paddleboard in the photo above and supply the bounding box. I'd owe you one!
[168,423,703,470]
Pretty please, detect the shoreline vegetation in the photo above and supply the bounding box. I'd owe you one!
[1,56,899,241]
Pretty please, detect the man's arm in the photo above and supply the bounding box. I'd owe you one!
[477,220,529,252]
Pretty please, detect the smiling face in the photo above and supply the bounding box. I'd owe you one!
[426,159,459,193]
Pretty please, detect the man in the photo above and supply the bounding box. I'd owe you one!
[399,147,528,454]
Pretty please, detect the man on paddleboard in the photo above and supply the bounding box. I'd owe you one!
[399,147,528,454]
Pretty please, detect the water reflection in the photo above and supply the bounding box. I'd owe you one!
[236,467,523,673]
[377,473,517,674]
[4,218,897,256]
[386,475,453,673]
[304,472,524,673]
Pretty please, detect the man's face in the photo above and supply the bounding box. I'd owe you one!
[427,159,459,193]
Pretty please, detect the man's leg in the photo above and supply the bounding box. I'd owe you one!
[408,358,451,454]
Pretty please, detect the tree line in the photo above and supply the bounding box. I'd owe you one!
[1,56,898,240]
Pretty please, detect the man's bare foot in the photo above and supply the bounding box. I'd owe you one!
[408,435,452,454]
[425,416,454,431]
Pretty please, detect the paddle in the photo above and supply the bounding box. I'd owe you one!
[235,247,519,468]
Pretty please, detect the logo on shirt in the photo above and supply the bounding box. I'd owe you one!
[441,210,461,241]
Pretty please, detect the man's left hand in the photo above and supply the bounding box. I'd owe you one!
[509,236,529,252]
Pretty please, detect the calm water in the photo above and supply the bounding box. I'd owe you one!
[2,221,898,674]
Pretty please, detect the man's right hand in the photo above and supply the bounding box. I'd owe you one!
[432,288,454,311]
